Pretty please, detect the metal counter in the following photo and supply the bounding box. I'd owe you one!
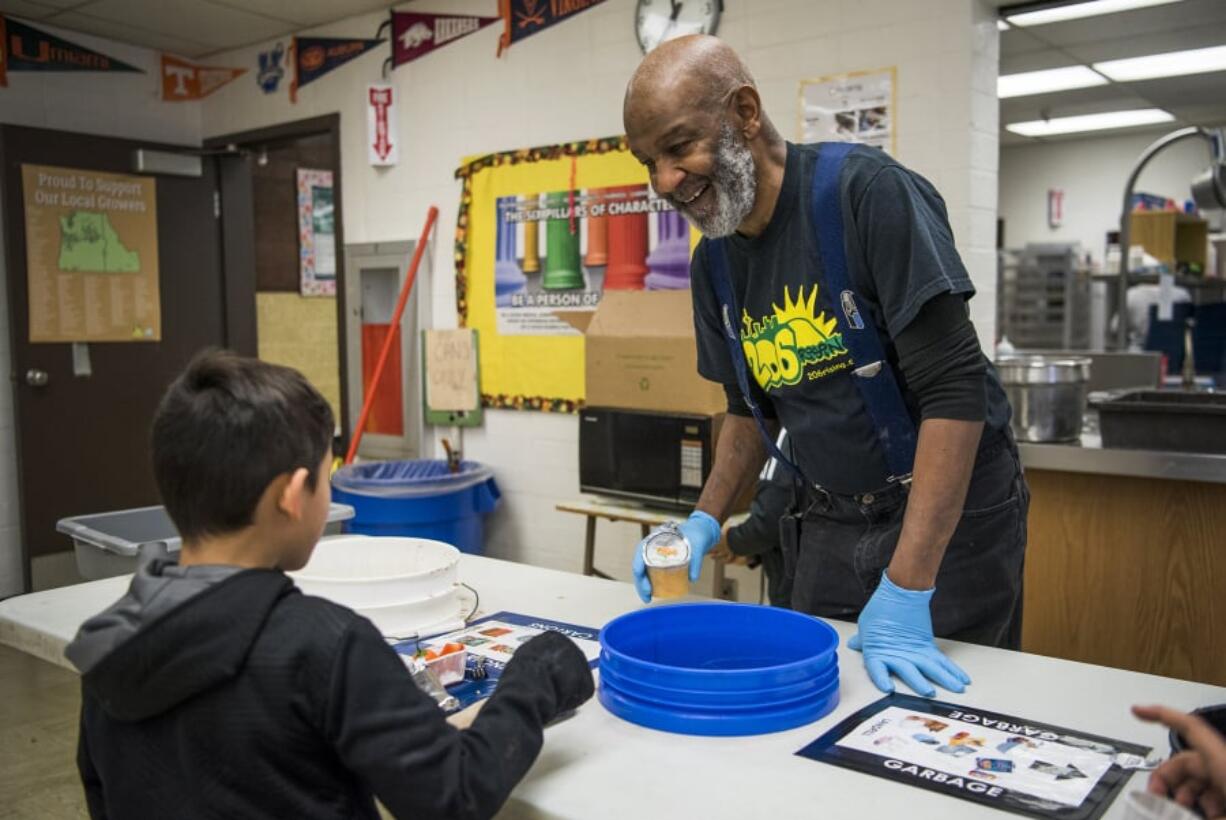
[1019,433,1226,485]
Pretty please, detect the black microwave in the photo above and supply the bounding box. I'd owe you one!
[579,407,720,510]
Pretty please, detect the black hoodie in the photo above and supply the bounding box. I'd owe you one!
[68,559,594,820]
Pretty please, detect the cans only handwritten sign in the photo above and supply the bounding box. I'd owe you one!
[425,328,479,413]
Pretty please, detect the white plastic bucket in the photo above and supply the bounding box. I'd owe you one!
[355,587,467,637]
[291,535,460,609]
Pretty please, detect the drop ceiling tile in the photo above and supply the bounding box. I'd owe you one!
[2,0,94,9]
[1001,89,1155,124]
[1034,0,1226,49]
[47,9,214,57]
[1123,71,1226,107]
[77,0,290,49]
[0,0,64,19]
[204,0,391,28]
[1166,102,1226,125]
[1000,26,1055,58]
[1063,22,1226,64]
[1000,46,1085,74]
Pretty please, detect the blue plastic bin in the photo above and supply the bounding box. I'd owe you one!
[598,603,840,736]
[331,460,500,554]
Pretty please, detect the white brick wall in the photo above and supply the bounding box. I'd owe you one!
[182,0,998,580]
[0,24,203,596]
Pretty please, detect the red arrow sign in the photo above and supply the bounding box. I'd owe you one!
[370,86,393,160]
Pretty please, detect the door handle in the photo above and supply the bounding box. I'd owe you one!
[25,369,49,387]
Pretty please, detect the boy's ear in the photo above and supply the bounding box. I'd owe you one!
[276,468,311,520]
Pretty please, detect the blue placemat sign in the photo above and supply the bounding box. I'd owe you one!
[797,694,1152,820]
[392,611,600,712]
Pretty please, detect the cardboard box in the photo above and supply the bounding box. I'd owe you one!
[559,290,725,415]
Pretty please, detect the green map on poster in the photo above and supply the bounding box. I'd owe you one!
[58,211,141,273]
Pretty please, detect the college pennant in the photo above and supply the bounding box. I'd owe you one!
[160,53,245,101]
[290,35,383,102]
[496,0,607,57]
[0,14,141,86]
[391,11,499,67]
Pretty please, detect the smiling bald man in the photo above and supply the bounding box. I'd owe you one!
[624,36,1028,699]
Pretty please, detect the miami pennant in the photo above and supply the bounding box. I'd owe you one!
[0,14,141,87]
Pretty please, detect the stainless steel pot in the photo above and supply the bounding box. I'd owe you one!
[996,355,1092,443]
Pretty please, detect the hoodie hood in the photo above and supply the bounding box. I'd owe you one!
[65,558,293,722]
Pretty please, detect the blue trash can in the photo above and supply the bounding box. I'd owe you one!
[331,460,500,554]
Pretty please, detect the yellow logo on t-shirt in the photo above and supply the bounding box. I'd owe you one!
[741,285,852,391]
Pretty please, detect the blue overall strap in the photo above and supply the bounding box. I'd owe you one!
[812,142,917,481]
[707,238,811,485]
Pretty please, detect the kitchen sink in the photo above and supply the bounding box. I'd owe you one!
[1096,390,1226,454]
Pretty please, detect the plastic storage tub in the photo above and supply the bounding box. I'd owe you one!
[331,460,500,554]
[58,503,355,580]
[598,602,840,737]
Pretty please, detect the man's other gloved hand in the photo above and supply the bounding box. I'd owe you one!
[848,570,972,698]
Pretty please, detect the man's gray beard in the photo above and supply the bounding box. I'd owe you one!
[674,123,757,238]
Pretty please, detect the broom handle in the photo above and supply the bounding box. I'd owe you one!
[345,206,439,464]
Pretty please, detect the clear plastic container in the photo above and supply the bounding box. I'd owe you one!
[642,524,691,600]
[423,644,468,687]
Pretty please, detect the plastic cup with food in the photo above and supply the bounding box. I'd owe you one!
[641,524,692,600]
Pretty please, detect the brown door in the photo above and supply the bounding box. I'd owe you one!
[0,125,255,589]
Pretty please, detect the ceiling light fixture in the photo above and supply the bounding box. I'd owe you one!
[1095,44,1226,82]
[1006,108,1174,137]
[998,65,1107,98]
[1004,0,1185,27]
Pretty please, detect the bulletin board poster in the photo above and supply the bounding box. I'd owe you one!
[798,694,1151,820]
[21,164,160,343]
[297,168,337,297]
[798,66,897,155]
[455,135,695,412]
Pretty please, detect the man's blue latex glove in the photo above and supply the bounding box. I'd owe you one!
[847,571,972,698]
[631,511,721,602]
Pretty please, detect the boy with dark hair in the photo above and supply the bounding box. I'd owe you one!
[66,350,593,820]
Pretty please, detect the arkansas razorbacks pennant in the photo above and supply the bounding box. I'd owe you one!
[391,11,499,68]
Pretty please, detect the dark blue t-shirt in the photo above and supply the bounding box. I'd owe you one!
[691,142,1010,494]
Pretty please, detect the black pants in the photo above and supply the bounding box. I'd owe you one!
[778,437,1029,649]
